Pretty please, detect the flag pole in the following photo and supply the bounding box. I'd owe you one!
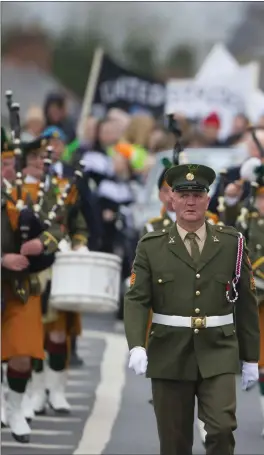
[77,46,104,139]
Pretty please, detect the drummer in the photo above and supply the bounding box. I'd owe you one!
[21,136,89,417]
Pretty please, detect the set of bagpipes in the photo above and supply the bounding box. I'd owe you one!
[236,126,264,242]
[164,115,228,226]
[2,90,86,281]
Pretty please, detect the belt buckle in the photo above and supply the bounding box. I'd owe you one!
[191,316,206,329]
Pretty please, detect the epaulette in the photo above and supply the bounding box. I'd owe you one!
[147,216,163,224]
[141,228,168,242]
[214,224,240,237]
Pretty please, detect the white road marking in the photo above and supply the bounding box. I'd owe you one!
[67,379,92,387]
[65,392,91,398]
[68,369,91,377]
[74,331,128,454]
[1,442,74,449]
[2,428,72,435]
[32,415,82,423]
[69,404,91,411]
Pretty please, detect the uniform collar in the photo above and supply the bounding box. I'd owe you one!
[176,222,206,242]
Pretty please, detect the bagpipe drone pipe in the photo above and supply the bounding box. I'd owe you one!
[4,90,85,275]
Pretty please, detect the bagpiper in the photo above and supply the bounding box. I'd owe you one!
[22,133,89,418]
[1,117,58,443]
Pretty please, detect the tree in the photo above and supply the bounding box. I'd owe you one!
[165,44,195,77]
[51,29,113,97]
[122,34,157,78]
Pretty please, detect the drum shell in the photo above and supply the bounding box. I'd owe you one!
[50,251,122,312]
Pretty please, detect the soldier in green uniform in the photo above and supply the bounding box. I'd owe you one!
[236,166,264,437]
[124,163,260,455]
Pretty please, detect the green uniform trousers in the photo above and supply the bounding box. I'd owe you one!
[152,373,236,455]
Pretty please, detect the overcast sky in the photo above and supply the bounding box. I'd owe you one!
[2,2,249,64]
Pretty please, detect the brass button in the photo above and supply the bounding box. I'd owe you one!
[256,244,262,250]
[196,273,200,279]
[158,279,162,283]
[194,329,199,334]
[195,308,200,314]
[196,290,200,296]
[162,229,166,232]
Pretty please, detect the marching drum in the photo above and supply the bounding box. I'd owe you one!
[50,251,122,312]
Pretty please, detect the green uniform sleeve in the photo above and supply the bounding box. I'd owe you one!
[124,240,152,349]
[235,245,260,362]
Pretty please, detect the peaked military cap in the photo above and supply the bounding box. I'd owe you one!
[165,163,216,192]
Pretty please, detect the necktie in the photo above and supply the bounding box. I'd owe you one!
[185,232,201,264]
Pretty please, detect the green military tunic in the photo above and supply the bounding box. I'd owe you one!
[237,211,264,297]
[124,221,260,381]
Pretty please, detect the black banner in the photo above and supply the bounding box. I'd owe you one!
[91,54,165,118]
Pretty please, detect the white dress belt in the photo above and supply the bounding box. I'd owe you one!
[152,313,234,328]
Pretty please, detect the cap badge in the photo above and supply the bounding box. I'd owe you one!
[186,172,194,181]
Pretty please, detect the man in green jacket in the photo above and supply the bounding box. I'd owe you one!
[124,163,260,455]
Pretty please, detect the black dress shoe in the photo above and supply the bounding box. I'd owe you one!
[12,432,30,443]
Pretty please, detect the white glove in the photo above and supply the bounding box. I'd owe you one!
[128,347,148,375]
[241,361,259,391]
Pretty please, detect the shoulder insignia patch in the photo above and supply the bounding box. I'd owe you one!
[130,272,136,286]
[250,273,256,291]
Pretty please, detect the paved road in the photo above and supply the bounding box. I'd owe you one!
[2,311,264,454]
